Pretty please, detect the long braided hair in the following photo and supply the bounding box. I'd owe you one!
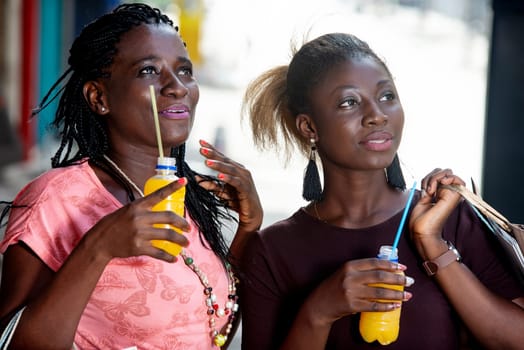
[32,3,233,263]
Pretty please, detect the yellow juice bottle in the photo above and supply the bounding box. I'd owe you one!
[143,157,186,256]
[359,245,404,345]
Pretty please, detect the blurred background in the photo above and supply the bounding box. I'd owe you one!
[0,0,523,348]
[2,0,524,223]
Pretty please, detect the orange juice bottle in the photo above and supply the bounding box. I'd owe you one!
[144,157,186,256]
[359,245,404,345]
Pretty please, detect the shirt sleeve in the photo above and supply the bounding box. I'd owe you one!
[0,166,118,271]
[240,231,288,350]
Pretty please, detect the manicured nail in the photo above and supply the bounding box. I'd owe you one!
[201,148,209,155]
[405,276,415,287]
[206,159,215,166]
[178,177,187,185]
[396,263,407,271]
[403,291,412,301]
[217,173,225,180]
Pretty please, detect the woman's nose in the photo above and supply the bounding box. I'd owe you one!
[161,72,189,98]
[362,100,388,126]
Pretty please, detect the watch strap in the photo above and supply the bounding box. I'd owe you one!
[422,241,461,276]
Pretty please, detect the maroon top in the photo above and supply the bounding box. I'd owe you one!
[240,194,523,349]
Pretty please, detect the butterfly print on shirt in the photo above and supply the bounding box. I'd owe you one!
[91,290,150,322]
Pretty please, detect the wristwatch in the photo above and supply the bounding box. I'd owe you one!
[422,241,461,276]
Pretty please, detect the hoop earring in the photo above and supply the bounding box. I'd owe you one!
[302,139,322,201]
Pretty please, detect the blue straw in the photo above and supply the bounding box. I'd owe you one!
[391,181,417,252]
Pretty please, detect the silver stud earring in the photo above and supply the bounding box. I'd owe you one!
[101,107,106,112]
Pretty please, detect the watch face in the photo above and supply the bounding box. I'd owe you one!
[451,248,462,261]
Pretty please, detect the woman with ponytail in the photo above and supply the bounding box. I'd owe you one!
[240,33,523,349]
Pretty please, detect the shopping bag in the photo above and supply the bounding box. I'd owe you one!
[442,183,524,285]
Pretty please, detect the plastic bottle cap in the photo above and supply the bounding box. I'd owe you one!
[378,245,398,262]
[156,156,177,171]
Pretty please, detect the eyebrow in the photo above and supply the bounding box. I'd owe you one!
[376,79,393,87]
[130,55,192,67]
[336,79,393,90]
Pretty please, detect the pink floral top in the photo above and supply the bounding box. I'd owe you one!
[0,161,232,349]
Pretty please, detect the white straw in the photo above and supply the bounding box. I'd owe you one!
[149,85,163,159]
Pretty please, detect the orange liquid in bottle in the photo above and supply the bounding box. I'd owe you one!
[143,157,186,256]
[359,245,404,345]
[358,277,404,345]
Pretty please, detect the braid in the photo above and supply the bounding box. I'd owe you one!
[36,3,176,168]
[33,3,177,189]
[171,145,234,264]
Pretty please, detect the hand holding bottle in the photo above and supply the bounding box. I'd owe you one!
[144,156,187,256]
[359,246,405,345]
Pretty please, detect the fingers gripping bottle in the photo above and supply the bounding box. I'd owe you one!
[359,245,404,345]
[144,157,186,256]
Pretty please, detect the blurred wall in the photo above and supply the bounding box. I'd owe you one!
[483,0,524,222]
[0,0,5,89]
[0,0,120,165]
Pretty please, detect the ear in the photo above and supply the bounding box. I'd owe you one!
[83,80,109,115]
[296,113,317,140]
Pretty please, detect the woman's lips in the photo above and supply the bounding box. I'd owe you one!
[159,104,190,120]
[360,131,393,151]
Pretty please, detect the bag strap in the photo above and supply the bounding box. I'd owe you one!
[0,306,26,349]
[441,184,512,233]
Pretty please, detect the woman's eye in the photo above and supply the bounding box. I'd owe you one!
[178,67,193,77]
[139,66,159,75]
[340,97,360,108]
[379,92,395,102]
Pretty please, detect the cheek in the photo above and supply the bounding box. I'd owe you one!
[189,83,199,105]
[385,103,404,127]
[393,108,404,134]
[107,84,146,111]
[318,121,359,156]
[189,85,199,125]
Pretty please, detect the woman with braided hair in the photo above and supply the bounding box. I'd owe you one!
[0,3,262,349]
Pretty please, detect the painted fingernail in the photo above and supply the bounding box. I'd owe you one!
[206,159,215,166]
[178,177,187,185]
[396,263,407,270]
[201,148,209,155]
[405,276,415,287]
[217,173,225,180]
[403,291,412,301]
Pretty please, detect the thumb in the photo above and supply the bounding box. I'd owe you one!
[140,177,187,208]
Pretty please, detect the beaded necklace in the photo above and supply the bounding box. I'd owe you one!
[103,155,239,348]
